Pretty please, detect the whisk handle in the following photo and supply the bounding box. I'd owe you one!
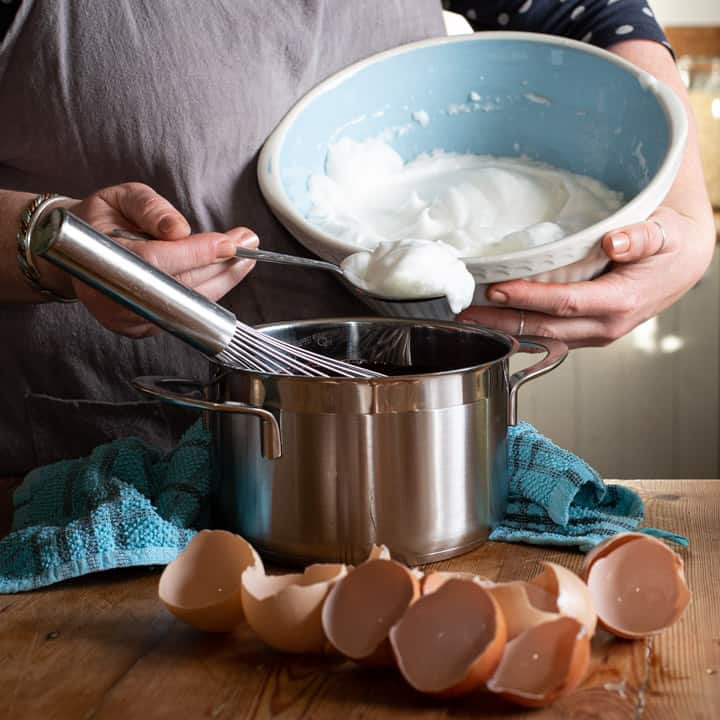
[31,209,237,356]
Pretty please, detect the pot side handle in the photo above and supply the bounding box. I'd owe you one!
[131,376,282,460]
[508,336,568,426]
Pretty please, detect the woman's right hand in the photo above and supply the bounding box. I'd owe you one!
[41,183,258,338]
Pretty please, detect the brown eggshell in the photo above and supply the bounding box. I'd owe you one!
[487,616,590,707]
[321,558,420,665]
[531,562,597,636]
[389,579,506,697]
[581,532,644,572]
[241,563,347,653]
[158,530,262,632]
[581,533,691,639]
[488,581,559,640]
[366,544,391,561]
[421,571,492,595]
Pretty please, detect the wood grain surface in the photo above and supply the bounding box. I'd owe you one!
[1,479,718,720]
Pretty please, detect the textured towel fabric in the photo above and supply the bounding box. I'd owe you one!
[491,422,656,551]
[0,422,211,593]
[0,420,684,593]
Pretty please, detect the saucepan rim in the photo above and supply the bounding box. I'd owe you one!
[247,316,520,382]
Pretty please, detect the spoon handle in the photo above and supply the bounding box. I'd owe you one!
[234,246,345,276]
[109,227,346,278]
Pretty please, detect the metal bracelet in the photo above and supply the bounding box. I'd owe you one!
[16,193,79,303]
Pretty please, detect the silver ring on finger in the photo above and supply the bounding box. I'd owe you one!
[517,309,526,336]
[650,218,667,255]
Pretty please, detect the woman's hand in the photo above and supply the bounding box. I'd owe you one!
[457,206,715,348]
[460,39,716,349]
[40,183,258,338]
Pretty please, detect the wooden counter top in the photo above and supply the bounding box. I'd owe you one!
[1,479,718,719]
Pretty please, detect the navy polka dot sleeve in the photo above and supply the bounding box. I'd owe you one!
[444,0,673,56]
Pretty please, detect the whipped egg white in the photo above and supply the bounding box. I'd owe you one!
[308,137,622,312]
[341,239,476,314]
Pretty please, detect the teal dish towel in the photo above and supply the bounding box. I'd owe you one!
[489,422,687,551]
[0,420,685,593]
[0,421,211,593]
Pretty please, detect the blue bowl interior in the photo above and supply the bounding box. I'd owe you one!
[275,37,669,218]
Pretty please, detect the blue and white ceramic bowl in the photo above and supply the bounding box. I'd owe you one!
[258,32,687,319]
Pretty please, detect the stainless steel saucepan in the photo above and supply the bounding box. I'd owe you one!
[133,318,567,566]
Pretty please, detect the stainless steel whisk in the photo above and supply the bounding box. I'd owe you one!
[30,210,384,379]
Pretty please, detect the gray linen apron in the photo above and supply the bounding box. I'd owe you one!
[0,0,445,474]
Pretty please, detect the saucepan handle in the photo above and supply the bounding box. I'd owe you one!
[508,336,568,426]
[132,375,282,460]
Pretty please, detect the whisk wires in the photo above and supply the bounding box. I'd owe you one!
[217,323,385,378]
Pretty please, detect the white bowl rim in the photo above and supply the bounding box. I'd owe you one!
[258,31,688,270]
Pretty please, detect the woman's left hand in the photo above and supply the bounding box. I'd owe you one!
[456,206,715,349]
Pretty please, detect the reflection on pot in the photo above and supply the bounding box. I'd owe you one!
[132,319,568,566]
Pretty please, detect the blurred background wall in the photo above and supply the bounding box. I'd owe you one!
[443,2,719,479]
[513,1,720,479]
[652,0,720,26]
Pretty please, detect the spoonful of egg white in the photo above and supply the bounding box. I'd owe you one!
[338,239,475,313]
[234,241,476,313]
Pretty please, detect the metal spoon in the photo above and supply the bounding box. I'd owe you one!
[233,246,447,305]
[110,228,449,311]
[234,246,346,279]
[112,229,350,281]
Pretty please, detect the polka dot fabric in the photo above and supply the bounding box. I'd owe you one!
[444,0,673,56]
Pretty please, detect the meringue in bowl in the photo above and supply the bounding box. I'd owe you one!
[259,32,687,319]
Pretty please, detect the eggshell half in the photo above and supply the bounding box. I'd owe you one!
[389,579,506,697]
[241,563,347,653]
[367,544,391,561]
[158,530,262,632]
[531,562,597,636]
[321,558,420,665]
[421,571,492,595]
[581,533,691,638]
[488,581,559,640]
[487,616,590,707]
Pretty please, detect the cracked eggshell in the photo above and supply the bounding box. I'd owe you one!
[487,581,559,640]
[241,563,347,653]
[487,616,590,707]
[581,533,691,639]
[366,544,391,561]
[321,558,420,666]
[530,562,597,636]
[158,530,262,632]
[421,570,492,595]
[389,579,506,697]
[482,563,595,641]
